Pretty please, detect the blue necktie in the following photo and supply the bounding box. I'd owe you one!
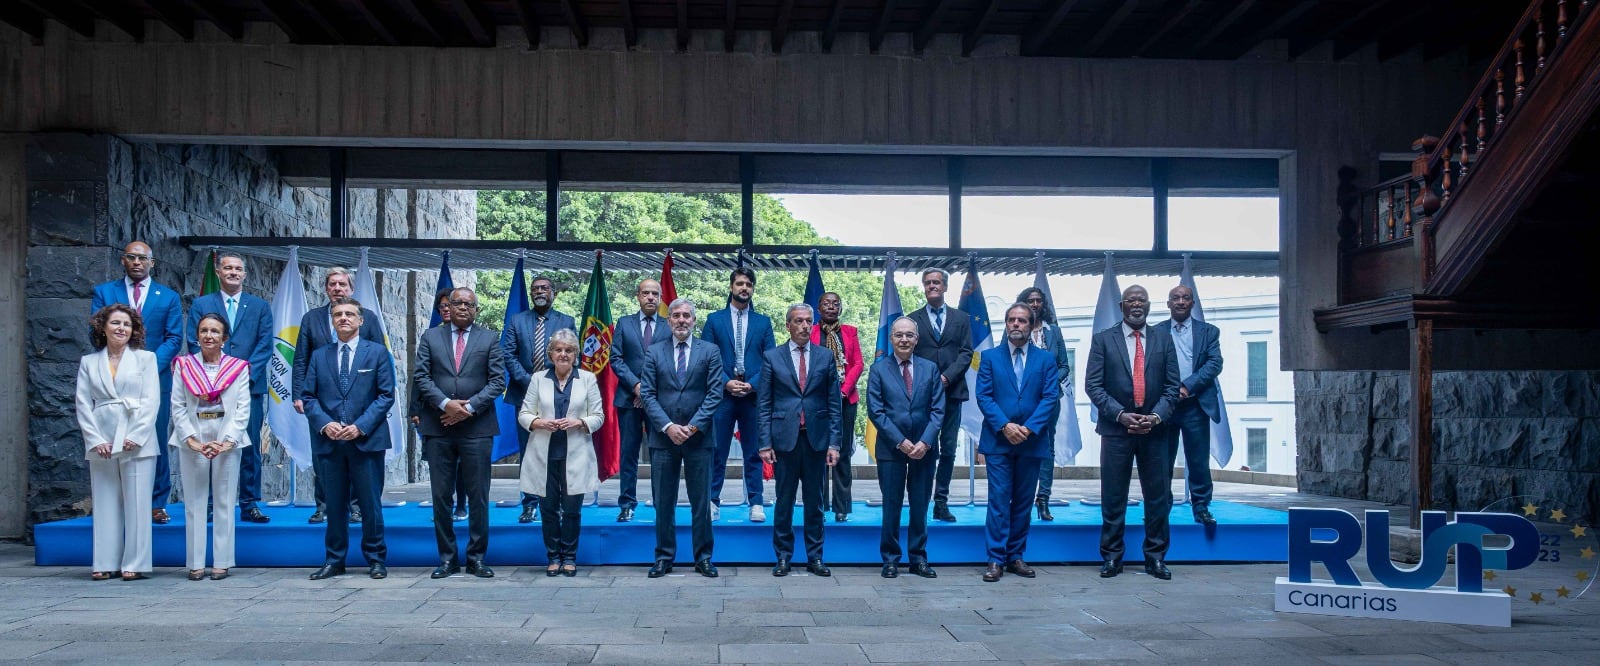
[932,308,944,340]
[676,342,688,381]
[1013,347,1025,386]
[339,344,352,394]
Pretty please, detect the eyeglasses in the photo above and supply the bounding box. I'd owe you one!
[122,254,153,263]
[450,301,479,309]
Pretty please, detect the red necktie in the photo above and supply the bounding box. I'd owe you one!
[1132,329,1146,406]
[454,329,466,372]
[901,359,913,396]
[131,282,142,310]
[797,347,807,427]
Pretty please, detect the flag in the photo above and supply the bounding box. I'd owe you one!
[802,253,825,316]
[861,253,903,458]
[265,247,312,468]
[1180,254,1234,468]
[428,252,454,328]
[352,248,405,461]
[956,257,994,461]
[580,254,622,481]
[659,251,678,305]
[200,249,220,296]
[492,256,530,461]
[1034,255,1083,465]
[1091,252,1123,335]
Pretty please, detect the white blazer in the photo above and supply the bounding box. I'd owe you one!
[167,356,253,452]
[74,348,161,460]
[517,369,605,496]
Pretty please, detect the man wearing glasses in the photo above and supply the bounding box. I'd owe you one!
[91,241,185,524]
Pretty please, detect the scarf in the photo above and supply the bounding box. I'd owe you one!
[175,353,249,404]
[820,322,846,375]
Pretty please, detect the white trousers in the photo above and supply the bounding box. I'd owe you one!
[178,445,241,570]
[89,455,155,573]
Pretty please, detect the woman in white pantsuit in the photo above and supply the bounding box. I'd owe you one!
[517,330,604,577]
[169,313,253,581]
[75,304,162,581]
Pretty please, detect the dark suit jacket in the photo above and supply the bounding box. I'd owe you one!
[639,337,724,449]
[408,323,446,420]
[610,310,672,408]
[187,291,273,395]
[503,308,576,404]
[292,304,385,402]
[865,355,946,460]
[1151,318,1224,422]
[92,279,184,375]
[1083,323,1182,437]
[757,344,843,453]
[908,304,973,402]
[974,343,1061,458]
[701,306,775,389]
[301,338,395,455]
[413,324,507,439]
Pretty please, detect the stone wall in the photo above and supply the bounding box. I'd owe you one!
[24,133,476,527]
[1297,370,1600,523]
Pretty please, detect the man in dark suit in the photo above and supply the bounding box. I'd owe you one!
[186,252,274,523]
[1018,286,1073,521]
[907,268,972,522]
[609,278,670,523]
[1085,285,1182,581]
[701,267,776,522]
[758,304,843,578]
[866,317,945,579]
[292,268,385,525]
[503,275,576,522]
[639,298,724,578]
[411,289,468,522]
[1152,285,1224,526]
[92,240,184,524]
[301,297,395,581]
[812,292,865,523]
[414,288,506,579]
[974,303,1061,583]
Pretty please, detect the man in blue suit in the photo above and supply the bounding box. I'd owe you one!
[292,268,385,525]
[503,275,576,522]
[609,278,671,523]
[91,241,184,524]
[639,298,724,579]
[301,298,394,581]
[1085,285,1182,581]
[186,253,274,523]
[757,304,843,578]
[1018,286,1072,521]
[1151,285,1223,526]
[700,267,775,522]
[974,303,1061,583]
[866,317,945,579]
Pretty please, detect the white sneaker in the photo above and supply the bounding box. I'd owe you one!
[749,504,766,522]
[710,504,721,521]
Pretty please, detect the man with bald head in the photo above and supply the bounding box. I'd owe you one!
[1151,285,1223,526]
[92,241,185,523]
[608,278,671,522]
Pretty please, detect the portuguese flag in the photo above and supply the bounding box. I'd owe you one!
[200,249,221,296]
[580,254,621,481]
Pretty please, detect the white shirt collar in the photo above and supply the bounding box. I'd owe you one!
[1122,322,1146,338]
[788,340,808,353]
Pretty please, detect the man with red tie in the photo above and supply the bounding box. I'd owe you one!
[811,292,864,523]
[1084,285,1181,581]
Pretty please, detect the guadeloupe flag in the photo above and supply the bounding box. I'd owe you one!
[580,253,621,481]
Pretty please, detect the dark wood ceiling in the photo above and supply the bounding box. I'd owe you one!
[1,0,1525,59]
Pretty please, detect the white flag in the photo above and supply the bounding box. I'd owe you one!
[352,248,405,460]
[1033,255,1083,465]
[265,247,312,468]
[1180,255,1234,467]
[1091,252,1123,335]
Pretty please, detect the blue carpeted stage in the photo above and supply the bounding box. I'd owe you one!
[34,500,1287,568]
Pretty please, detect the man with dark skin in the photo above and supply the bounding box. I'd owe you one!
[505,276,576,522]
[1152,285,1223,526]
[812,292,864,523]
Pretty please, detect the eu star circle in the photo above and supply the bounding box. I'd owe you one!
[1480,496,1599,605]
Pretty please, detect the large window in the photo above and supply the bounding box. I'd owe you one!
[1247,341,1268,399]
[1247,428,1268,471]
[961,196,1154,250]
[1168,197,1278,252]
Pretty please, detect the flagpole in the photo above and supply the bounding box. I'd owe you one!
[967,252,979,508]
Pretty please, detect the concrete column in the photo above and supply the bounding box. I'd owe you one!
[0,135,27,537]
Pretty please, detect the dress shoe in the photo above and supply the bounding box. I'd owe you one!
[1099,560,1123,578]
[519,506,536,523]
[1194,508,1217,526]
[806,559,832,577]
[748,504,765,522]
[834,512,849,523]
[152,508,170,525]
[307,509,327,524]
[349,507,363,524]
[1036,499,1054,522]
[648,560,673,578]
[880,563,899,578]
[308,564,345,580]
[188,569,206,581]
[452,508,468,522]
[910,561,938,579]
[1144,559,1172,580]
[694,559,719,578]
[982,562,1003,582]
[241,506,270,523]
[710,504,721,521]
[932,501,957,522]
[466,561,494,578]
[430,562,460,579]
[369,563,387,580]
[617,507,635,522]
[210,568,229,581]
[772,558,791,577]
[1005,560,1036,578]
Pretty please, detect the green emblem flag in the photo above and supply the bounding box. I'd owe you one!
[200,249,221,296]
[580,253,621,481]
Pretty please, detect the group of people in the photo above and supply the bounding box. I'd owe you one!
[74,240,1224,583]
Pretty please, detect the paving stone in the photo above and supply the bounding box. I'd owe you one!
[1318,656,1448,665]
[981,637,1157,661]
[718,611,817,626]
[536,627,665,644]
[0,640,67,659]
[593,643,720,664]
[804,625,957,643]
[944,624,1091,642]
[861,641,1000,662]
[720,642,870,663]
[1186,619,1335,639]
[663,626,808,644]
[811,611,990,626]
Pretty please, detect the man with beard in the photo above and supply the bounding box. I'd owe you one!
[810,292,864,523]
[1016,286,1072,521]
[504,275,576,522]
[640,299,724,578]
[701,267,775,522]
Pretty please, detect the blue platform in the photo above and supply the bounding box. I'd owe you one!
[33,500,1287,567]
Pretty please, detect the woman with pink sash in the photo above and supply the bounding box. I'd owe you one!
[169,313,252,580]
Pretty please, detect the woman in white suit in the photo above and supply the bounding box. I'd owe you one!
[517,329,604,577]
[170,313,253,581]
[75,304,162,581]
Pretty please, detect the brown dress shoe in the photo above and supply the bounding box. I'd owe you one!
[982,562,1003,582]
[152,508,170,524]
[1005,560,1036,578]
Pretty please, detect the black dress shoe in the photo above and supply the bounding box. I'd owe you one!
[694,560,719,578]
[431,562,460,579]
[932,501,957,522]
[1099,560,1123,578]
[1036,499,1054,522]
[834,512,849,523]
[466,561,494,578]
[982,562,1003,582]
[307,510,327,524]
[910,561,938,579]
[806,559,832,577]
[647,560,673,578]
[368,563,387,579]
[349,508,362,524]
[1194,508,1217,526]
[309,564,345,580]
[881,563,899,578]
[241,506,270,523]
[452,508,468,522]
[519,506,536,523]
[1005,560,1036,578]
[152,508,170,525]
[617,507,635,522]
[1144,559,1172,580]
[772,558,791,577]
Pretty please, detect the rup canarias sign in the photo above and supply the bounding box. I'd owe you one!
[1275,508,1539,627]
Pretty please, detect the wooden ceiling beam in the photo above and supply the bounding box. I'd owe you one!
[961,0,999,57]
[285,0,347,42]
[173,0,243,39]
[1021,0,1084,55]
[18,0,95,38]
[1131,0,1200,56]
[1287,0,1391,60]
[820,0,846,52]
[81,0,146,40]
[772,0,796,52]
[1213,0,1317,59]
[253,0,312,41]
[913,0,954,52]
[445,0,494,45]
[391,0,448,45]
[1184,0,1258,57]
[724,0,736,51]
[559,0,588,47]
[0,3,46,40]
[1080,0,1140,55]
[619,0,637,46]
[675,0,688,50]
[137,0,196,40]
[510,0,539,48]
[341,0,400,45]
